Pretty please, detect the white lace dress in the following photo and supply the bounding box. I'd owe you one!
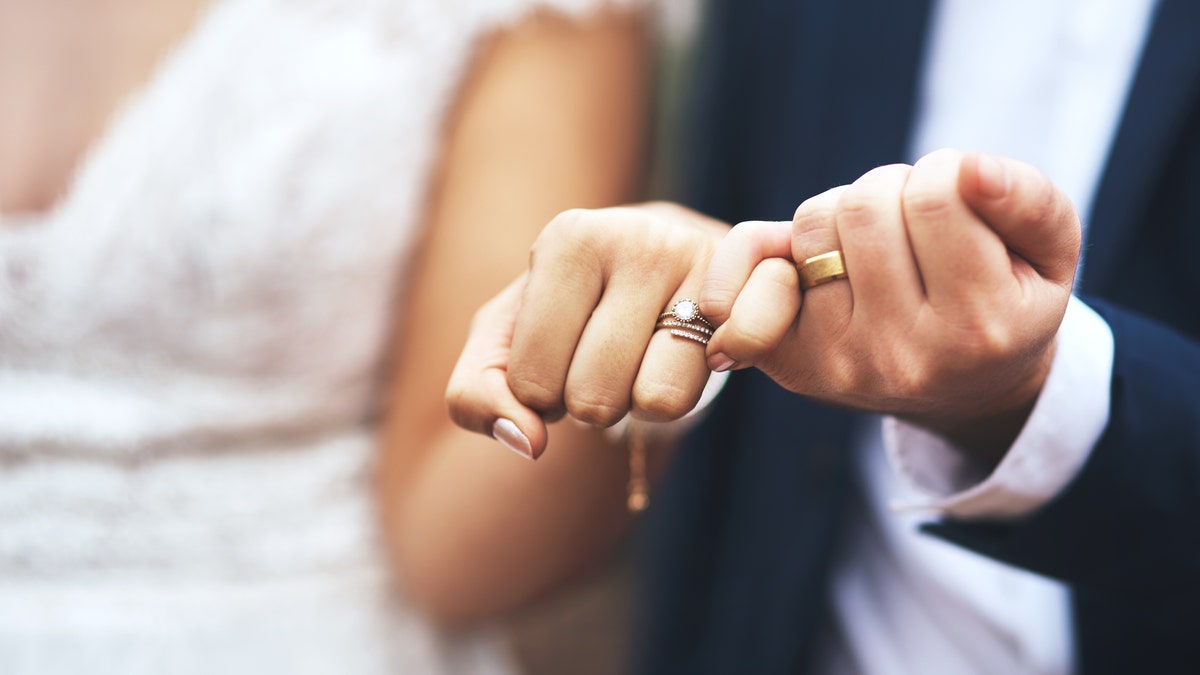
[0,0,630,672]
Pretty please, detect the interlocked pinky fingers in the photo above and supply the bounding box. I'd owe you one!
[707,257,800,371]
[700,220,792,326]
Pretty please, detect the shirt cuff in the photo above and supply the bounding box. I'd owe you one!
[884,295,1114,520]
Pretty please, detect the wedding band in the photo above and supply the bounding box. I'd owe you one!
[663,328,710,346]
[656,318,714,336]
[798,250,848,290]
[654,298,712,345]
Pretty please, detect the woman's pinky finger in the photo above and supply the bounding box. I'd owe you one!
[445,276,550,460]
[706,257,800,372]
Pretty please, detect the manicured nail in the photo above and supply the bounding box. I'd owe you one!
[492,418,533,460]
[975,153,1009,199]
[709,353,737,373]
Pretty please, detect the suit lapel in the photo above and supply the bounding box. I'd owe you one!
[682,0,934,223]
[1081,0,1200,293]
[776,0,935,210]
[721,1,935,671]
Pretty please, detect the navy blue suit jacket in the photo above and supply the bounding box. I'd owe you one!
[635,1,1200,673]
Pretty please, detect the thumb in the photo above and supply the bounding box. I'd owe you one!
[445,274,549,460]
[958,151,1082,288]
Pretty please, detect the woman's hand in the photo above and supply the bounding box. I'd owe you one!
[380,7,654,625]
[447,202,730,460]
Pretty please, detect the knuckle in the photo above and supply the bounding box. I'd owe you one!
[644,226,712,280]
[836,185,880,221]
[757,259,801,303]
[654,218,698,258]
[700,286,737,324]
[467,300,498,333]
[534,206,709,279]
[632,378,696,422]
[793,212,840,260]
[793,187,848,248]
[565,393,628,427]
[965,321,1013,357]
[588,207,708,275]
[444,373,498,437]
[794,199,838,232]
[835,166,907,228]
[665,215,713,259]
[537,207,629,252]
[543,208,590,236]
[914,147,964,169]
[508,373,563,414]
[723,320,778,358]
[758,255,799,284]
[902,183,956,221]
[443,381,473,423]
[944,314,1015,365]
[792,201,812,223]
[535,209,585,251]
[856,163,911,188]
[815,351,859,396]
[1024,180,1068,228]
[530,209,588,264]
[891,359,932,400]
[793,185,848,222]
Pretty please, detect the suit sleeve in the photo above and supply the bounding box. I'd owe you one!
[922,297,1200,612]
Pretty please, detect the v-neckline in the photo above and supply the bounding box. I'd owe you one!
[0,0,234,227]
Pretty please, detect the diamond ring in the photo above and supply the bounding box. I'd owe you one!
[655,299,713,345]
[658,299,714,329]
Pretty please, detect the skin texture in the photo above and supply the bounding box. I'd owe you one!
[702,150,1081,464]
[447,203,731,458]
[448,150,1082,491]
[0,0,209,213]
[1,1,655,628]
[378,9,653,625]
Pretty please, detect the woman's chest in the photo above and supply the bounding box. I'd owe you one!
[0,0,486,382]
[0,0,213,215]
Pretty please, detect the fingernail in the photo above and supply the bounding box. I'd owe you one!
[492,418,533,460]
[709,353,737,373]
[975,153,1009,199]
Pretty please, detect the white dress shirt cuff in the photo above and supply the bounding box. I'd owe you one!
[884,296,1114,520]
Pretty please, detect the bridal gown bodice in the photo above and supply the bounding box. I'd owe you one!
[0,0,624,671]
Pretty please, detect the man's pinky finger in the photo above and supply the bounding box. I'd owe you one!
[706,257,800,372]
[700,220,792,326]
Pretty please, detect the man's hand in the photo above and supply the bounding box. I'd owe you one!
[446,203,729,460]
[701,150,1082,461]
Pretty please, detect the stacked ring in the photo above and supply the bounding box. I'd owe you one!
[655,299,712,346]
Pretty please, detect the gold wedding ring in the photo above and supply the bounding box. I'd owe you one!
[798,250,848,290]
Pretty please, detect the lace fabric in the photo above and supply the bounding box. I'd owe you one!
[0,0,636,671]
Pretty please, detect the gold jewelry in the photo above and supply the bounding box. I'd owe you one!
[798,250,848,290]
[659,299,714,329]
[633,298,713,510]
[625,420,649,512]
[655,298,713,345]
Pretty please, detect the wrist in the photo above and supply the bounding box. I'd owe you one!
[901,337,1056,468]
